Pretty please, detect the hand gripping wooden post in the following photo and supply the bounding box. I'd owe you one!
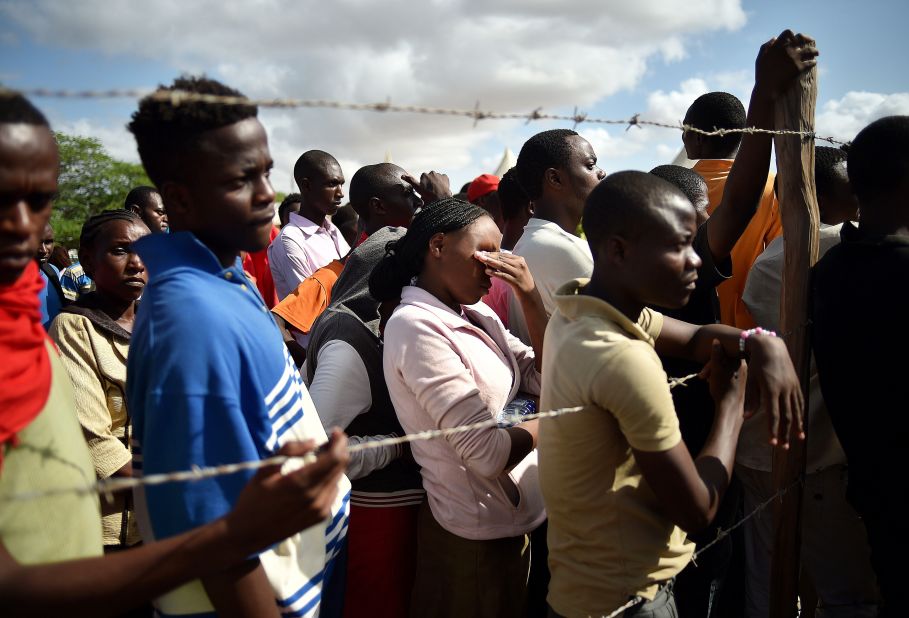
[769,64,820,617]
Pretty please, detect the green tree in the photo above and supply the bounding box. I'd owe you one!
[51,132,151,247]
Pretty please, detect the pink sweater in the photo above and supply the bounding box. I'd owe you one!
[383,285,545,540]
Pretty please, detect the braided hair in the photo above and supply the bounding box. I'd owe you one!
[79,210,146,258]
[369,197,487,302]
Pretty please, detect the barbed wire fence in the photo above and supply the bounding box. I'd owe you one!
[0,84,817,616]
[1,87,850,146]
[0,369,801,616]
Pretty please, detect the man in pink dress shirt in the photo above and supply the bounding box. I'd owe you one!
[268,150,351,299]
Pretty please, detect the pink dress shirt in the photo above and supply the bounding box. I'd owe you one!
[383,285,545,540]
[268,212,350,300]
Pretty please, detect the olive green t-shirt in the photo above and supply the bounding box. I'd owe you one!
[539,279,693,617]
[0,340,104,564]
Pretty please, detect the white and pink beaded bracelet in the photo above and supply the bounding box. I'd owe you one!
[739,326,777,358]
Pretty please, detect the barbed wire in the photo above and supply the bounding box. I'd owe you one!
[0,365,801,618]
[691,476,802,564]
[596,475,802,618]
[0,87,850,146]
[0,373,699,505]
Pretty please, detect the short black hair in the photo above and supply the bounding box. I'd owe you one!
[79,209,145,254]
[124,185,160,210]
[0,92,49,126]
[278,193,303,225]
[847,116,909,203]
[649,165,708,209]
[128,76,258,187]
[331,202,359,244]
[293,150,340,189]
[814,146,849,198]
[583,170,689,257]
[515,129,578,200]
[684,92,746,155]
[498,168,530,222]
[349,163,400,217]
[369,198,487,302]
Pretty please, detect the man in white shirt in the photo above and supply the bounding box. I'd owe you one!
[269,150,350,299]
[508,129,605,343]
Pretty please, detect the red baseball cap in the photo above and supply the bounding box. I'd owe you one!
[467,174,500,203]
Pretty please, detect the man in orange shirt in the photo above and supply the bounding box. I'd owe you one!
[683,91,783,329]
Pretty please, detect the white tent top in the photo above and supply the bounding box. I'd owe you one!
[493,147,516,177]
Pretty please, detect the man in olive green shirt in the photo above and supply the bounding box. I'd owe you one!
[539,171,803,617]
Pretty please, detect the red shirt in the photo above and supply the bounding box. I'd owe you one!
[242,226,280,308]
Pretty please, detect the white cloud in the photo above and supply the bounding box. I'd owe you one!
[2,0,750,188]
[816,91,909,143]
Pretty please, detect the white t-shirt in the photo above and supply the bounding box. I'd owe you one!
[508,218,593,344]
[739,223,848,473]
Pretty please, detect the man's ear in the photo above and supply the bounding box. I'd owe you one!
[369,196,385,216]
[604,235,628,265]
[299,177,311,192]
[127,203,142,216]
[160,181,191,223]
[543,167,563,194]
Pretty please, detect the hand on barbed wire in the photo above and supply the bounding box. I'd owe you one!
[225,430,349,555]
[755,29,819,100]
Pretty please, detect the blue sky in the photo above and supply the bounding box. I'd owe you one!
[2,0,907,192]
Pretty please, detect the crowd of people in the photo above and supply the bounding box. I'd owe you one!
[0,27,906,618]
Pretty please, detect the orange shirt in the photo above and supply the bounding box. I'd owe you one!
[271,260,345,335]
[694,159,782,329]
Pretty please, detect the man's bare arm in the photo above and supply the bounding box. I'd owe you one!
[634,342,745,532]
[0,434,348,617]
[705,30,819,261]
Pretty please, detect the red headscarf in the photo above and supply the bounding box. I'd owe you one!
[0,260,52,468]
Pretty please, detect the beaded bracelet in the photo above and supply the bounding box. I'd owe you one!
[739,326,777,358]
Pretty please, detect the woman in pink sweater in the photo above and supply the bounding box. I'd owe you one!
[369,198,548,617]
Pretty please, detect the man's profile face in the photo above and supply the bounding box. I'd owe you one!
[36,222,55,264]
[140,192,169,233]
[177,117,276,256]
[303,161,345,218]
[562,135,605,218]
[375,166,421,229]
[625,194,702,310]
[0,123,58,284]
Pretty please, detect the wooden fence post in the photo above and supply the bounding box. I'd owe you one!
[769,64,820,617]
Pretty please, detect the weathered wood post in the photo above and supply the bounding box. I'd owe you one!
[769,62,820,617]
